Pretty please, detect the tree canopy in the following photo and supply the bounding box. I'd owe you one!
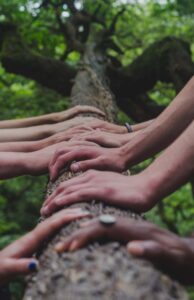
[0,0,194,298]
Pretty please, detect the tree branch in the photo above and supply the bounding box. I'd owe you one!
[106,7,126,36]
[107,37,194,120]
[0,22,77,96]
[64,0,77,14]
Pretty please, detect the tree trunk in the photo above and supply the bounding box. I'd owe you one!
[1,23,193,122]
[23,35,188,300]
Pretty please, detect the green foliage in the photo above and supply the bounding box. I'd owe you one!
[0,0,193,298]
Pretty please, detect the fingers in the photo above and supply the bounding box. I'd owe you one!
[79,105,105,117]
[41,187,98,216]
[1,208,90,259]
[42,171,92,209]
[55,220,104,253]
[70,158,101,172]
[49,148,92,181]
[127,240,164,259]
[0,258,39,285]
[127,239,186,265]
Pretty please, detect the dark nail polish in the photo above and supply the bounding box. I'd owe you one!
[28,261,39,272]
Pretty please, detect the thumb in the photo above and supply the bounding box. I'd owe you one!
[127,240,163,260]
[71,158,101,172]
[4,258,39,277]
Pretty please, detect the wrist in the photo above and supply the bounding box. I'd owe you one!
[120,141,137,168]
[138,167,168,208]
[24,152,45,176]
[182,237,194,252]
[51,112,65,123]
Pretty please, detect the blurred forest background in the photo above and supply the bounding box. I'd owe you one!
[0,0,194,298]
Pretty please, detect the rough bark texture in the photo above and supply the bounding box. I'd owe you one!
[23,37,188,300]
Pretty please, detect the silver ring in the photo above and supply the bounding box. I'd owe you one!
[99,214,116,226]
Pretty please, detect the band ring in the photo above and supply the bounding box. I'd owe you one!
[125,122,133,133]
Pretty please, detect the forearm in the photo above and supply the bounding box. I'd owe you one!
[0,113,59,129]
[0,124,54,142]
[139,120,194,205]
[0,152,30,179]
[0,147,52,179]
[122,76,194,166]
[0,139,49,152]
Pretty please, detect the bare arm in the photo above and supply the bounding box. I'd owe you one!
[0,140,97,179]
[0,116,97,142]
[0,105,105,129]
[45,119,194,216]
[48,77,194,177]
[122,76,194,166]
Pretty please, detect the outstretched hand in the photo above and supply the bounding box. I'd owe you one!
[0,208,90,286]
[55,217,194,285]
[49,145,127,181]
[70,130,133,148]
[56,105,105,122]
[41,170,152,216]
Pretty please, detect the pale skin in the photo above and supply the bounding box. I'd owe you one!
[49,76,194,178]
[0,118,151,152]
[42,119,194,216]
[0,140,98,179]
[0,105,105,129]
[0,208,90,286]
[54,217,194,285]
[0,126,98,152]
[0,116,100,143]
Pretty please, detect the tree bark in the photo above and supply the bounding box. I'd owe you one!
[23,33,188,300]
[1,22,193,122]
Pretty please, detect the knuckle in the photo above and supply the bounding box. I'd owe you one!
[105,186,114,197]
[86,169,96,177]
[100,155,107,165]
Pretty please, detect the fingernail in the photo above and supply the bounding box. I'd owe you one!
[55,242,64,253]
[69,240,79,252]
[41,207,48,216]
[127,242,144,256]
[28,260,39,272]
[71,164,79,172]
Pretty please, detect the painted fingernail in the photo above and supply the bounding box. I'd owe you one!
[28,260,39,272]
[127,242,144,256]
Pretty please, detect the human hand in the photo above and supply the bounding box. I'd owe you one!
[55,105,105,122]
[54,116,99,134]
[55,217,194,285]
[41,170,152,216]
[49,144,127,181]
[0,208,90,286]
[56,119,127,135]
[70,130,133,148]
[26,140,99,177]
